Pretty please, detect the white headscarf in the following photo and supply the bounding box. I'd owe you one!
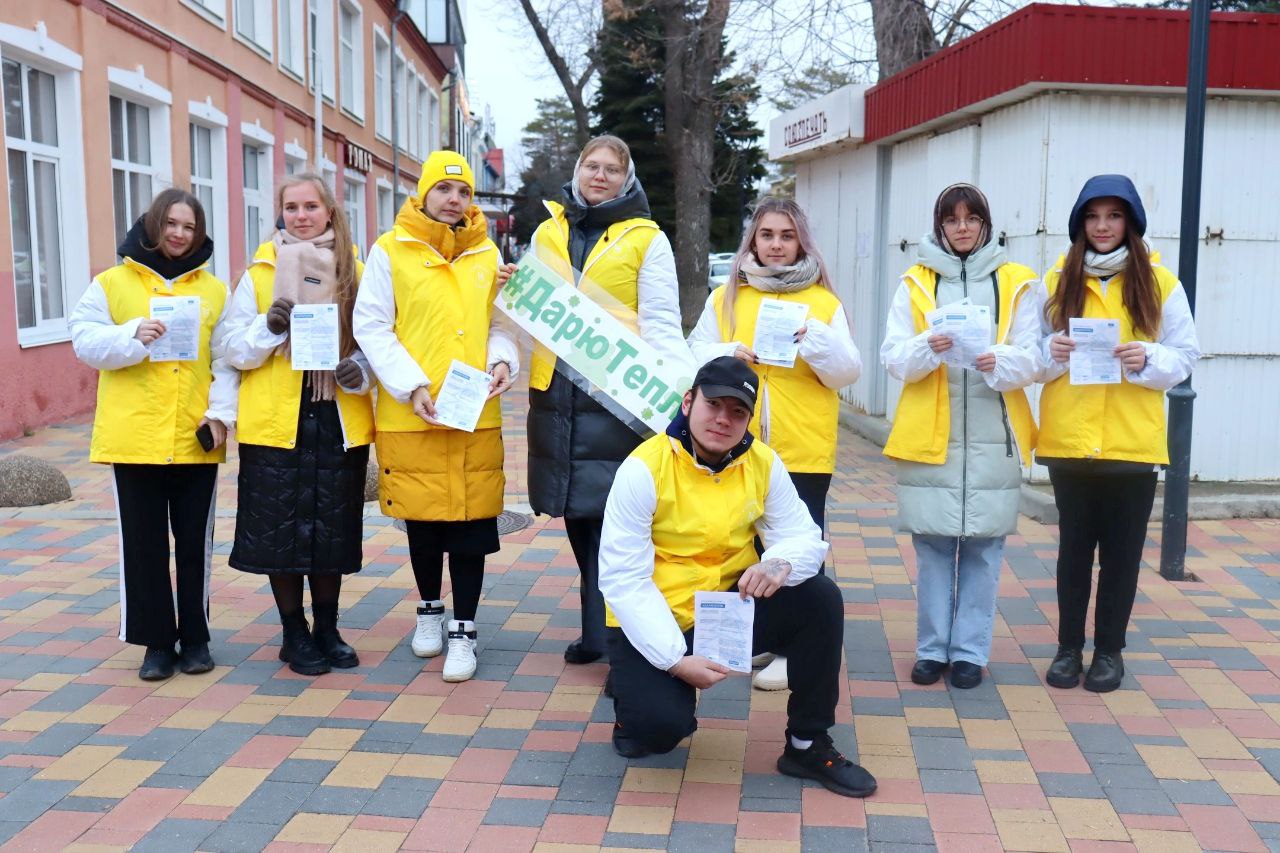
[570,148,638,208]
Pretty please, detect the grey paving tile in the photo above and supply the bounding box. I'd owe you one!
[132,818,219,853]
[53,795,117,812]
[1037,772,1106,799]
[1158,779,1234,805]
[483,796,553,826]
[668,821,738,852]
[804,826,870,852]
[867,814,936,845]
[300,784,372,815]
[0,779,77,822]
[910,736,974,771]
[503,755,569,787]
[200,820,282,852]
[919,769,983,794]
[1105,785,1179,816]
[600,831,669,848]
[228,780,316,826]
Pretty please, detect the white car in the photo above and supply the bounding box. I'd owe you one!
[707,253,734,291]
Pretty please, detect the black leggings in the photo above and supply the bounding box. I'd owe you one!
[1050,467,1158,653]
[270,575,342,616]
[405,524,485,622]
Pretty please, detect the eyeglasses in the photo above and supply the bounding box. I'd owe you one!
[581,162,623,178]
[942,215,983,230]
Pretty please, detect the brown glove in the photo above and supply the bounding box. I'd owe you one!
[266,297,294,335]
[334,357,364,391]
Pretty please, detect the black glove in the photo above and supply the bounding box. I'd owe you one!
[334,358,363,391]
[266,297,294,335]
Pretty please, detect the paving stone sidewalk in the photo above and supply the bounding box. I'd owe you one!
[0,389,1277,852]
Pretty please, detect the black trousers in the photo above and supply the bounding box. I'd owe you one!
[566,517,607,655]
[608,573,844,754]
[789,472,832,531]
[1049,467,1158,653]
[112,463,219,648]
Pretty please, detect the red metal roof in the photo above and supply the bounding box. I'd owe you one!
[863,4,1280,143]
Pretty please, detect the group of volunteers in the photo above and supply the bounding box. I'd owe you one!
[70,124,1197,801]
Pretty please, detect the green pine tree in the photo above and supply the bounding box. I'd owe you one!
[512,97,580,245]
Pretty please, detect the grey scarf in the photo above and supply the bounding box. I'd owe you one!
[738,254,822,293]
[1084,246,1129,279]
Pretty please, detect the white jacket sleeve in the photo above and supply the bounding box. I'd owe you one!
[686,290,739,365]
[799,303,862,389]
[486,308,521,379]
[353,243,430,403]
[1128,284,1200,390]
[880,281,941,383]
[1034,281,1070,384]
[984,283,1043,392]
[204,280,239,427]
[636,232,696,376]
[757,452,829,585]
[598,455,689,672]
[69,278,148,370]
[221,270,287,371]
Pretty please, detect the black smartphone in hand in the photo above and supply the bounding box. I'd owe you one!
[195,423,215,452]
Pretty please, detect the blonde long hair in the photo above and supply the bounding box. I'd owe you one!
[723,198,835,336]
[274,173,360,357]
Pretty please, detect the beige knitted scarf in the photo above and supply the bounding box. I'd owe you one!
[273,228,339,401]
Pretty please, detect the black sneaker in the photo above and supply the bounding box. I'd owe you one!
[139,646,176,681]
[612,723,650,759]
[949,661,983,689]
[178,642,214,674]
[1046,645,1083,689]
[564,638,603,665]
[1084,651,1124,693]
[910,659,947,685]
[777,732,877,798]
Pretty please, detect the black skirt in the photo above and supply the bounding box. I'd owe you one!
[404,518,500,556]
[230,389,370,575]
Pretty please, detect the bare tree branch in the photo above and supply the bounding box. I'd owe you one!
[515,0,601,147]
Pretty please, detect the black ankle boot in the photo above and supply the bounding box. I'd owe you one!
[1084,651,1124,693]
[279,610,329,676]
[1046,645,1083,689]
[312,603,359,668]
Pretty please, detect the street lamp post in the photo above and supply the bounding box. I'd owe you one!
[1160,0,1210,581]
[391,1,408,206]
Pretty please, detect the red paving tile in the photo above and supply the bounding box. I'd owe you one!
[1177,804,1268,852]
[466,825,539,852]
[402,807,485,852]
[935,832,1005,852]
[96,787,188,832]
[226,734,305,769]
[445,748,517,784]
[430,781,500,811]
[924,793,997,834]
[537,813,610,845]
[675,781,740,824]
[802,786,867,827]
[2,809,100,850]
[737,810,802,841]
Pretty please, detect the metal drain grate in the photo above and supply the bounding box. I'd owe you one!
[391,510,532,536]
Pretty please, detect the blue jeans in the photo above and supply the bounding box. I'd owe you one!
[913,535,1004,667]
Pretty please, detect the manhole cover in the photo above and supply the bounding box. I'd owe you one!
[391,510,532,536]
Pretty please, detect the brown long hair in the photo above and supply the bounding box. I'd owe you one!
[274,173,360,357]
[143,188,207,258]
[723,198,836,337]
[1047,211,1161,339]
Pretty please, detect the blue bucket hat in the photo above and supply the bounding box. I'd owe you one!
[1068,175,1147,244]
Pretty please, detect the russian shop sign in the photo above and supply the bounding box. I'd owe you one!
[496,253,692,434]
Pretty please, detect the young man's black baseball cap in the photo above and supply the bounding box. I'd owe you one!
[692,356,759,409]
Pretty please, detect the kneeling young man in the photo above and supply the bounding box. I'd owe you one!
[598,356,876,798]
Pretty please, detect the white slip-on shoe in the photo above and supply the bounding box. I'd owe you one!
[442,619,478,683]
[412,600,445,658]
[752,652,776,669]
[753,655,789,691]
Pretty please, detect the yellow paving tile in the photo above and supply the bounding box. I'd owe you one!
[1179,726,1252,759]
[733,841,801,853]
[858,742,914,758]
[15,673,76,692]
[276,813,354,844]
[542,692,597,713]
[332,828,408,852]
[0,710,68,732]
[291,748,351,762]
[859,755,920,781]
[160,709,224,730]
[607,804,674,836]
[1047,797,1129,842]
[484,709,540,729]
[996,820,1070,852]
[1007,711,1069,734]
[1212,769,1280,796]
[854,715,910,746]
[72,759,163,798]
[1134,744,1213,781]
[991,809,1058,825]
[62,704,128,725]
[1178,668,1257,710]
[390,754,455,779]
[681,757,742,784]
[1129,829,1204,853]
[282,688,349,717]
[151,670,226,697]
[1102,689,1161,718]
[621,767,683,793]
[379,694,443,724]
[36,745,125,781]
[322,752,400,789]
[503,613,549,631]
[424,713,483,736]
[961,719,1023,751]
[904,707,959,729]
[300,727,365,751]
[220,704,280,724]
[998,685,1057,713]
[184,766,272,807]
[688,728,746,759]
[975,760,1038,785]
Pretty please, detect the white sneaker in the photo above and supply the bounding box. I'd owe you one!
[412,600,445,658]
[442,619,478,683]
[751,652,775,669]
[753,655,789,691]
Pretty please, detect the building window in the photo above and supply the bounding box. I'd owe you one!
[183,0,227,25]
[393,54,407,152]
[373,30,390,140]
[279,0,305,77]
[376,183,392,235]
[426,87,439,153]
[189,123,223,278]
[338,1,364,120]
[4,58,66,333]
[344,175,365,255]
[234,0,273,54]
[309,0,335,102]
[109,95,156,247]
[243,142,268,251]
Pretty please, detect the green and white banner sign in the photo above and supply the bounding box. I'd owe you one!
[496,253,692,435]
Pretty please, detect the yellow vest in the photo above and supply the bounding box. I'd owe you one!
[528,200,661,391]
[371,220,502,433]
[1036,254,1179,465]
[883,263,1039,466]
[605,433,775,632]
[89,259,229,465]
[712,283,842,474]
[235,241,375,450]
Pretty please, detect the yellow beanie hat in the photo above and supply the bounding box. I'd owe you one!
[417,150,474,198]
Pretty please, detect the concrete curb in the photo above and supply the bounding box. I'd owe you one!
[837,404,1279,522]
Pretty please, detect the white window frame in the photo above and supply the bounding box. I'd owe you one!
[108,66,173,249]
[188,98,229,282]
[181,0,228,28]
[1,23,89,348]
[393,50,408,154]
[373,26,390,142]
[338,0,364,122]
[343,170,366,256]
[241,121,274,253]
[426,85,439,153]
[375,176,393,235]
[320,154,337,191]
[278,0,305,80]
[309,0,335,104]
[233,0,274,58]
[284,139,308,175]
